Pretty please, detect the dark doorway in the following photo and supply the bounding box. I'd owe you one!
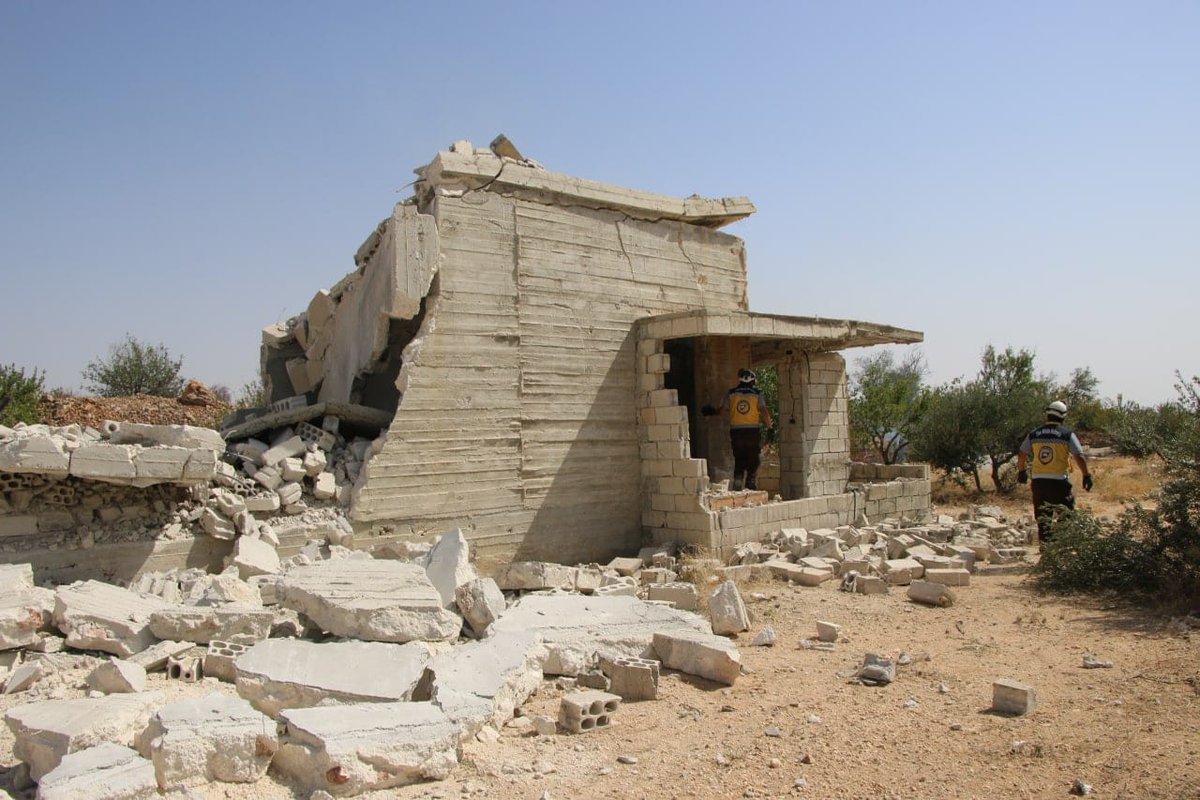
[663,338,702,459]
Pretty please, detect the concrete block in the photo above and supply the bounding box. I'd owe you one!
[35,742,158,800]
[275,481,302,506]
[559,689,620,733]
[199,508,236,540]
[454,577,505,637]
[135,692,277,789]
[0,585,54,651]
[53,581,170,657]
[708,580,750,635]
[645,582,698,611]
[148,604,274,644]
[166,654,201,682]
[923,568,971,587]
[907,580,956,607]
[652,629,741,686]
[234,638,430,717]
[5,692,164,780]
[0,434,70,476]
[606,557,643,577]
[312,471,337,500]
[815,620,841,643]
[86,658,147,694]
[273,702,459,794]
[855,575,889,595]
[202,639,251,684]
[599,654,659,701]
[251,465,282,491]
[69,444,138,482]
[592,582,638,598]
[279,456,305,482]
[277,559,461,643]
[992,678,1038,715]
[261,435,306,468]
[128,640,193,672]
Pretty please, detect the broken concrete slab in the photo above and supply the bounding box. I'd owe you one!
[185,573,262,607]
[277,559,461,643]
[492,561,579,591]
[454,577,506,638]
[423,528,477,608]
[147,604,274,644]
[907,580,956,607]
[0,434,70,477]
[106,422,225,451]
[652,629,741,686]
[4,691,164,780]
[273,702,459,796]
[68,443,138,483]
[86,658,147,694]
[0,585,54,651]
[414,630,542,738]
[135,692,277,790]
[4,661,45,694]
[127,640,194,672]
[708,580,750,635]
[35,742,158,800]
[229,536,281,580]
[53,581,171,657]
[234,638,432,717]
[490,594,710,676]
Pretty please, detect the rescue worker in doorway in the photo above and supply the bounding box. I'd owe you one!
[1016,400,1093,542]
[702,369,773,491]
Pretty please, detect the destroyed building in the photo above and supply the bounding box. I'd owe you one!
[247,138,928,566]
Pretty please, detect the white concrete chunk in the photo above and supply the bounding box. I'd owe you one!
[454,577,505,638]
[36,742,158,800]
[234,638,431,717]
[652,629,742,686]
[0,585,54,651]
[424,528,477,608]
[148,604,274,644]
[490,594,710,676]
[68,444,138,483]
[492,561,579,591]
[230,536,280,580]
[417,631,542,737]
[273,702,459,795]
[86,658,147,694]
[53,581,171,657]
[708,580,750,635]
[0,435,70,477]
[134,692,277,789]
[5,692,164,781]
[277,559,461,643]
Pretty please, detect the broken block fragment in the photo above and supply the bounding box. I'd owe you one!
[652,629,742,686]
[559,689,620,733]
[992,678,1038,715]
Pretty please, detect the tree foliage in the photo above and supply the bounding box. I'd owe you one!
[755,366,779,445]
[908,379,989,490]
[82,335,185,397]
[972,345,1051,492]
[848,349,928,464]
[0,364,45,427]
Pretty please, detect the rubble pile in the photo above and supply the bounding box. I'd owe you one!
[0,528,750,796]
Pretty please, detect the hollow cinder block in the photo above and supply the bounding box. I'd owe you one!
[166,654,201,682]
[559,690,621,733]
[600,655,660,701]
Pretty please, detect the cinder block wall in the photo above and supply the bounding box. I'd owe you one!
[353,192,747,565]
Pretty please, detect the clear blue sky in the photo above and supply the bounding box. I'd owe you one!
[2,1,1196,406]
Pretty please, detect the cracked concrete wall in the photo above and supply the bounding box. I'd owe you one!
[353,188,748,565]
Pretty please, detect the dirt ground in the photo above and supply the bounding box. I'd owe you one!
[1,568,1195,800]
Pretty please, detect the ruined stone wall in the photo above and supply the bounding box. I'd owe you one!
[353,191,748,564]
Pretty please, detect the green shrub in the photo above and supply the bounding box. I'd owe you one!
[0,364,45,426]
[82,335,184,397]
[1037,509,1152,594]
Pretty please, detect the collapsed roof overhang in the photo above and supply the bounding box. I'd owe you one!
[640,310,924,357]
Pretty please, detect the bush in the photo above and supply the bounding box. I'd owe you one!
[1037,509,1152,593]
[236,378,267,410]
[82,335,184,397]
[0,364,45,426]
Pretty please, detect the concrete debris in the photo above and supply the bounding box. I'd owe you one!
[907,580,956,608]
[229,536,281,580]
[166,653,201,682]
[53,580,171,657]
[652,629,741,686]
[708,580,750,636]
[135,692,277,789]
[493,562,579,592]
[414,630,542,738]
[454,577,506,638]
[202,639,252,683]
[559,690,620,734]
[273,702,460,796]
[0,582,54,651]
[35,742,158,800]
[5,691,164,781]
[277,559,461,643]
[598,654,660,701]
[815,621,841,643]
[85,657,147,694]
[856,653,896,685]
[992,678,1038,715]
[750,626,777,647]
[1082,654,1114,669]
[645,582,699,610]
[234,638,432,717]
[3,661,44,694]
[128,640,194,672]
[490,594,710,676]
[423,528,477,609]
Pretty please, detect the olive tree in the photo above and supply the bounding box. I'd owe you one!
[82,335,184,397]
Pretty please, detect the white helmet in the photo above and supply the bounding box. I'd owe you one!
[1046,400,1067,421]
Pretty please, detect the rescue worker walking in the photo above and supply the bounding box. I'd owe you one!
[1016,400,1093,542]
[705,368,773,491]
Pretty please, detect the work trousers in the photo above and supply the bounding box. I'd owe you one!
[730,428,762,490]
[1031,478,1074,542]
